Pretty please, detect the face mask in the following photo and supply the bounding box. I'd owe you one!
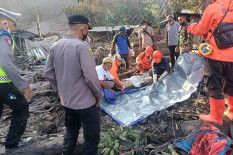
[141,25,146,29]
[82,34,88,41]
[6,28,11,34]
[81,26,88,41]
[105,67,109,71]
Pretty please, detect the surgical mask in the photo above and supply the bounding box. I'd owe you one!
[141,25,146,29]
[105,67,109,71]
[82,34,88,41]
[6,28,11,34]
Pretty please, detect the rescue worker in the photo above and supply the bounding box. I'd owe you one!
[176,15,193,53]
[109,26,131,69]
[136,46,153,74]
[109,54,124,86]
[139,20,158,52]
[96,57,126,94]
[187,0,233,125]
[45,14,104,155]
[149,51,170,84]
[0,8,33,151]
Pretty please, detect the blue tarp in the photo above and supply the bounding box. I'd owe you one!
[99,52,205,126]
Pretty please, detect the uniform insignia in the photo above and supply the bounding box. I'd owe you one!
[5,38,12,47]
[89,48,94,57]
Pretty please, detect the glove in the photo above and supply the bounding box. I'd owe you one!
[153,74,157,84]
[108,53,113,58]
[158,71,168,81]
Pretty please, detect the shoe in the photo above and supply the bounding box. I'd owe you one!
[224,96,233,120]
[5,137,33,153]
[199,98,225,125]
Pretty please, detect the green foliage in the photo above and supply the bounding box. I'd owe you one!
[61,0,160,27]
[168,0,202,13]
[98,126,143,155]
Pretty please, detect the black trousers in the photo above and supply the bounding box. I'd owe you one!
[204,58,233,99]
[169,45,180,68]
[0,82,29,148]
[62,104,100,155]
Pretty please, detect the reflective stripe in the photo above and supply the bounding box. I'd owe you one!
[0,30,13,83]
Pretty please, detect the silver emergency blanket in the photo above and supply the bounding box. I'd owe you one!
[100,52,205,126]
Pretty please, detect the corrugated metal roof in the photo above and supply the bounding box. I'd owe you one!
[25,15,68,36]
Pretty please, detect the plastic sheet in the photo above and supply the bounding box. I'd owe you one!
[100,52,205,126]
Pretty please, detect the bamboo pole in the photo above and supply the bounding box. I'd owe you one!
[37,13,42,39]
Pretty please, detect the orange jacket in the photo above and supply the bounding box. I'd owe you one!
[109,60,123,86]
[136,52,152,69]
[188,0,233,62]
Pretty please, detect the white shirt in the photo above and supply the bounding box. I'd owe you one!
[96,65,114,81]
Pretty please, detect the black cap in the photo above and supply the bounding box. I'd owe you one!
[68,14,92,29]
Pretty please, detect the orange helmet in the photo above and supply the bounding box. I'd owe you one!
[145,46,153,56]
[153,51,162,63]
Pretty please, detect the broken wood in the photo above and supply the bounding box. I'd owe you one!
[34,89,55,95]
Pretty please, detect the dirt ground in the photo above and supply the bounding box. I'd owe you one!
[0,39,233,155]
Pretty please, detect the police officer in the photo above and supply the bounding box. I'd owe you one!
[45,14,104,155]
[176,15,193,53]
[0,8,33,151]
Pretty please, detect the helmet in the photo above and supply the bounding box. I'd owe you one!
[145,46,153,56]
[153,51,162,63]
[102,57,113,64]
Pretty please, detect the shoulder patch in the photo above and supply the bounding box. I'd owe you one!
[5,38,12,47]
[89,48,94,57]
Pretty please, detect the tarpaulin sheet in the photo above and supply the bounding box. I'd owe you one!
[99,52,205,126]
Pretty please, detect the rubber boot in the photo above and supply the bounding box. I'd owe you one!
[224,96,233,120]
[199,98,225,125]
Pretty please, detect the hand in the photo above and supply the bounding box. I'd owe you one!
[96,97,102,107]
[158,77,162,82]
[138,48,142,53]
[175,46,179,53]
[185,45,191,52]
[23,86,34,100]
[121,88,126,94]
[153,76,157,84]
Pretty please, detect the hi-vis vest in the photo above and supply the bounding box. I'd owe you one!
[0,30,14,83]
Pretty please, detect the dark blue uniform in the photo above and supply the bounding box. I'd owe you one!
[149,57,170,77]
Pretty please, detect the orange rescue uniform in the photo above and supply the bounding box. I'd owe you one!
[136,52,152,73]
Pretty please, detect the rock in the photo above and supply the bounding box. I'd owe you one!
[158,110,169,122]
[159,120,168,133]
[180,120,203,136]
[147,134,160,144]
[38,122,57,136]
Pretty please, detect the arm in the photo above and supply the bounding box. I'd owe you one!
[126,35,131,49]
[45,49,58,91]
[139,31,142,52]
[80,46,104,98]
[188,5,215,35]
[110,35,117,53]
[0,36,29,91]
